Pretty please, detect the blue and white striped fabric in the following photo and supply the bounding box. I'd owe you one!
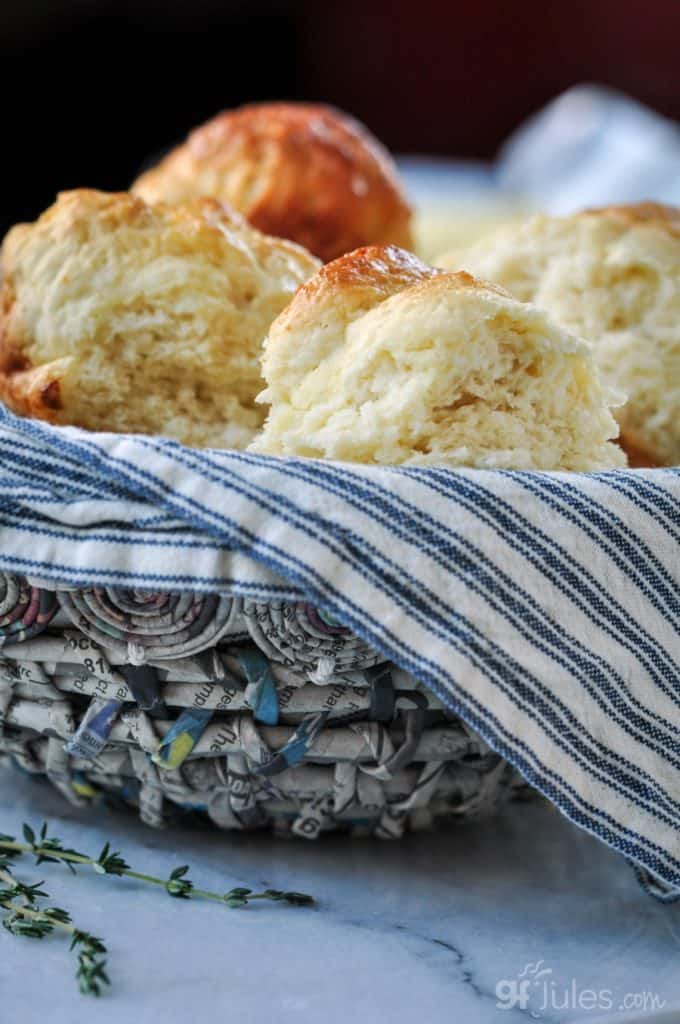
[0,405,678,889]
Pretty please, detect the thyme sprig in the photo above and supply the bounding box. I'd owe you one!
[0,821,314,996]
[0,823,314,907]
[0,865,109,995]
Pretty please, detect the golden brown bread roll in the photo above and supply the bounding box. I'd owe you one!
[250,245,625,471]
[132,102,413,263]
[437,202,680,467]
[0,189,319,448]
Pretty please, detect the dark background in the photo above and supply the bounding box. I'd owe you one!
[1,0,679,238]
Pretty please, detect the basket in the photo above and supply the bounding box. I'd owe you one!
[0,575,525,838]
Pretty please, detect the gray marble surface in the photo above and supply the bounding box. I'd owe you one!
[1,762,679,1024]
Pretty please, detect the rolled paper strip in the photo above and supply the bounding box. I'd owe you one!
[455,758,510,818]
[236,648,279,725]
[332,761,357,816]
[391,761,446,813]
[223,752,268,828]
[243,599,384,677]
[129,748,166,828]
[65,696,123,760]
[0,575,57,645]
[206,790,241,830]
[365,663,396,722]
[374,810,406,840]
[26,577,80,593]
[305,606,348,634]
[353,773,385,825]
[152,707,215,770]
[291,794,334,839]
[0,657,49,686]
[253,710,331,777]
[160,648,243,685]
[120,664,166,716]
[361,692,428,781]
[59,588,245,660]
[70,772,100,799]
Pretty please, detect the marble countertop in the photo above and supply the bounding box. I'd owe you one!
[1,763,679,1023]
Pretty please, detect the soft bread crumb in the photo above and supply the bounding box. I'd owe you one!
[250,245,624,471]
[0,189,319,448]
[437,203,680,467]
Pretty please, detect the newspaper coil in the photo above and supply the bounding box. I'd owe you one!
[59,588,246,661]
[0,577,527,837]
[0,573,57,646]
[242,600,383,682]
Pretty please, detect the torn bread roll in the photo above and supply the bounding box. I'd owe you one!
[437,203,680,467]
[250,245,625,471]
[133,102,413,263]
[0,189,319,448]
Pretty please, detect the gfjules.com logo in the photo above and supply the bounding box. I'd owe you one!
[495,960,666,1017]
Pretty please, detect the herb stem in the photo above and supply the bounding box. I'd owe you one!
[0,862,111,996]
[0,833,313,908]
[0,842,248,903]
[1,897,74,935]
[1,840,91,866]
[117,868,222,902]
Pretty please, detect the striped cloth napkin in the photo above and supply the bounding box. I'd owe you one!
[0,405,678,893]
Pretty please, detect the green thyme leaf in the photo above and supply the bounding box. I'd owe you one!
[0,820,314,997]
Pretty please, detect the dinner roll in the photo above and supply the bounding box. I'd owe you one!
[251,245,624,471]
[132,102,413,263]
[0,189,319,448]
[437,203,680,466]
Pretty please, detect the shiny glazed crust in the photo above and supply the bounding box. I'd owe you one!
[133,103,414,262]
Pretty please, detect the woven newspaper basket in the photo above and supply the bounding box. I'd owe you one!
[0,577,525,838]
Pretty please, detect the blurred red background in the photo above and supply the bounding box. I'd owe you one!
[299,0,680,156]
[1,0,678,236]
